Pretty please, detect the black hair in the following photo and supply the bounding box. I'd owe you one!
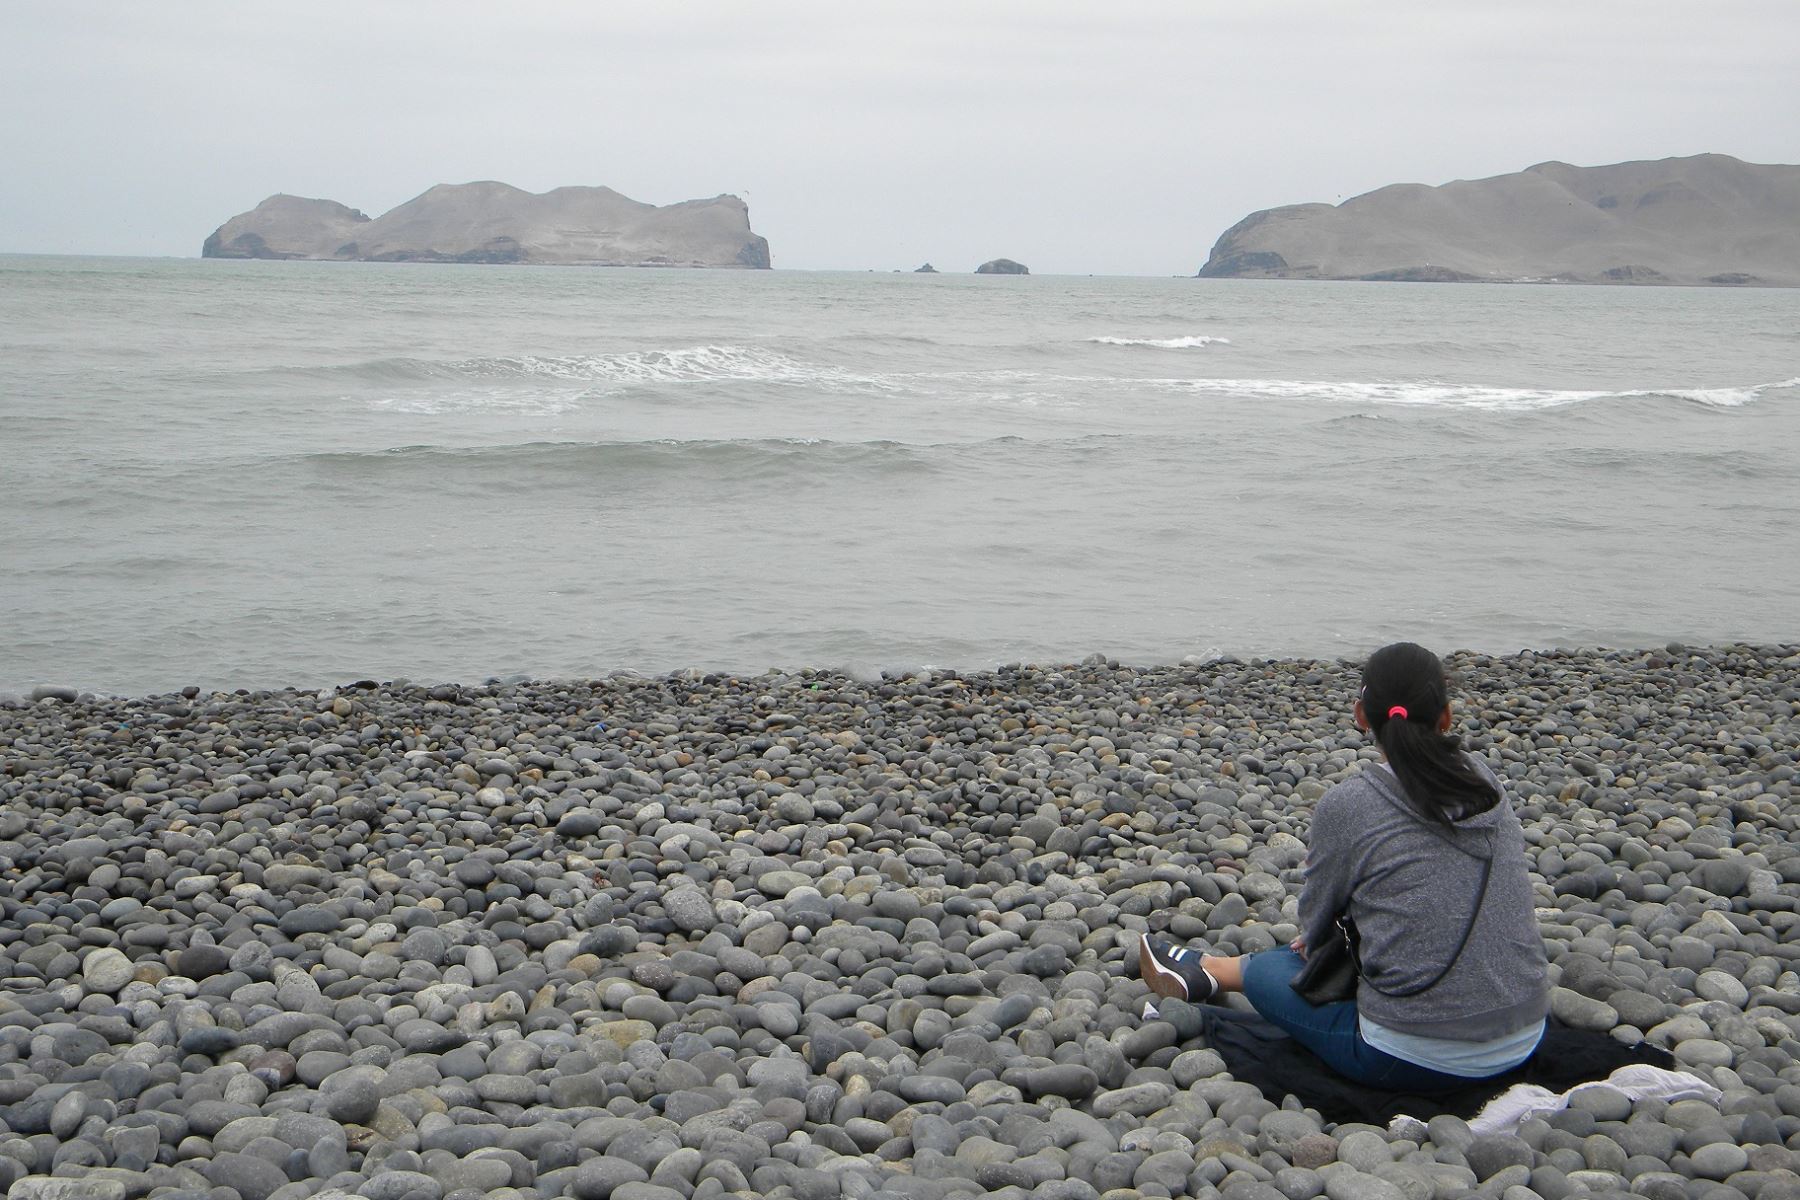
[1361,642,1499,825]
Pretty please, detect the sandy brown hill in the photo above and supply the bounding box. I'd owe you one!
[204,183,770,268]
[1199,155,1800,286]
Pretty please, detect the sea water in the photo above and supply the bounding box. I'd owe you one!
[2,255,1796,695]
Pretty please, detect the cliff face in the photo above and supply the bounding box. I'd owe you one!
[204,183,771,268]
[1198,155,1800,286]
[202,195,370,260]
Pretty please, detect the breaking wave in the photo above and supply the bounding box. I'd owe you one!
[1089,335,1232,349]
[319,346,905,412]
[1159,375,1799,411]
[1628,377,1800,407]
[428,345,897,388]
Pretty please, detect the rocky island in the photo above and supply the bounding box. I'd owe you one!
[1199,154,1800,286]
[203,183,771,268]
[976,258,1029,275]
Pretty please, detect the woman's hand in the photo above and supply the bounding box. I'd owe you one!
[1289,934,1308,960]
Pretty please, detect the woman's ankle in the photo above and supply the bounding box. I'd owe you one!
[1200,954,1246,992]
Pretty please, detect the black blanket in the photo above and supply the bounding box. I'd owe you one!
[1194,1007,1675,1126]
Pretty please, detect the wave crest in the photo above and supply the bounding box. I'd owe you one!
[1089,335,1231,349]
[441,345,895,388]
[293,432,1134,479]
[358,345,900,414]
[1627,377,1800,408]
[1160,375,1797,411]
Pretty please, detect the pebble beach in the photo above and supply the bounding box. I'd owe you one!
[2,645,1798,1200]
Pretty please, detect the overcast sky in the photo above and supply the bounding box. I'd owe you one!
[3,1,1796,275]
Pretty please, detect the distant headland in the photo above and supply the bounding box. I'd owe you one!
[1198,154,1800,286]
[203,183,771,268]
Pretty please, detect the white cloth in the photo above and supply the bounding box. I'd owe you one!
[1389,1064,1723,1138]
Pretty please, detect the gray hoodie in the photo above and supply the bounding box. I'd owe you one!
[1298,757,1549,1041]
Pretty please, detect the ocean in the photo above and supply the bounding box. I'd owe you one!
[2,255,1796,696]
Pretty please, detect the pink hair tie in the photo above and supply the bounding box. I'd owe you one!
[1387,705,1408,721]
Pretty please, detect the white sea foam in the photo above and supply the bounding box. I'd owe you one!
[367,345,900,413]
[451,345,898,389]
[1090,335,1232,349]
[1159,375,1797,412]
[368,389,587,416]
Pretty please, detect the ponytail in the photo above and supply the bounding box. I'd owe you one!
[1362,642,1498,825]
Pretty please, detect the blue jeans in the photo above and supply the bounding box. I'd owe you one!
[1240,948,1490,1092]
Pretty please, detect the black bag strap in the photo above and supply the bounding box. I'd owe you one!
[1360,854,1493,998]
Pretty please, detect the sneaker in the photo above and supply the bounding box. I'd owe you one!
[1139,933,1218,1002]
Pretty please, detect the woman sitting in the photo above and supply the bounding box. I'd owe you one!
[1140,641,1550,1091]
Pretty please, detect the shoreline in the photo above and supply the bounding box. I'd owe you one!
[9,640,1798,708]
[1,643,1797,1198]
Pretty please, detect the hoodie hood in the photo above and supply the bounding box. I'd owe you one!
[1361,755,1507,859]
